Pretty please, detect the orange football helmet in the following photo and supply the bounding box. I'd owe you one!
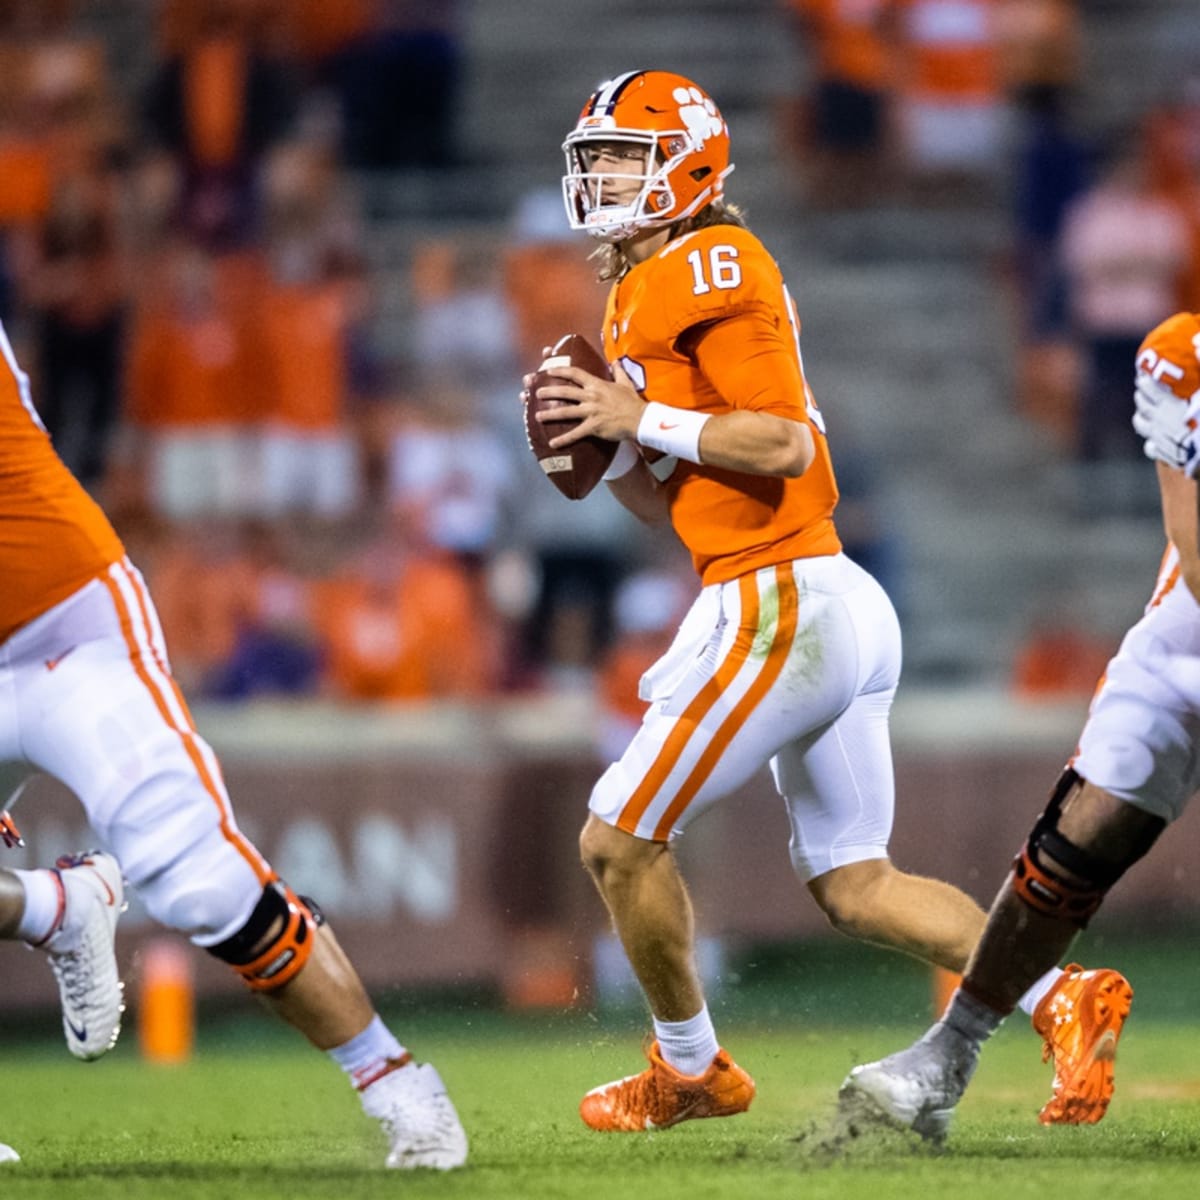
[562,70,734,241]
[1137,311,1200,401]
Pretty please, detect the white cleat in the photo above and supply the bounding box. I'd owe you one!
[39,851,126,1061]
[0,1142,19,1164]
[360,1059,469,1170]
[839,1022,980,1143]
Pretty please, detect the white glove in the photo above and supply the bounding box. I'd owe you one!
[1132,373,1200,477]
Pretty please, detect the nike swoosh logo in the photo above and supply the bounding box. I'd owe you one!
[78,855,118,907]
[1093,1030,1118,1061]
[658,422,680,431]
[645,1091,707,1129]
[44,647,78,671]
[66,1017,88,1043]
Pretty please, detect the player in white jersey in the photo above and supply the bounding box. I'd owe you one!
[0,320,466,1169]
[841,311,1200,1139]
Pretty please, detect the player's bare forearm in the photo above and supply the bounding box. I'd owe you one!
[1159,462,1200,603]
[607,460,670,524]
[697,410,814,477]
[536,358,814,479]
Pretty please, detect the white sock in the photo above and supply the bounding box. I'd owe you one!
[1016,966,1064,1016]
[942,987,1006,1047]
[327,1015,408,1090]
[12,868,64,945]
[653,1005,719,1076]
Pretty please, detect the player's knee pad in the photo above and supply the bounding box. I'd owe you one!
[1011,838,1108,926]
[133,825,269,942]
[1011,768,1162,926]
[206,880,325,993]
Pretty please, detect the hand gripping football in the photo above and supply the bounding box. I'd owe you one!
[523,333,618,500]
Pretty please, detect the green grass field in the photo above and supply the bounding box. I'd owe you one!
[1,933,1197,1199]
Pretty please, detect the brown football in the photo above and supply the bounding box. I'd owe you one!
[523,333,619,500]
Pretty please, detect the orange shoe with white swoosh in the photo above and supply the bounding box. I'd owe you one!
[1033,963,1132,1125]
[580,1040,755,1132]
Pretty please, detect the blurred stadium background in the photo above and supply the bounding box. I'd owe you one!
[3,0,1200,1039]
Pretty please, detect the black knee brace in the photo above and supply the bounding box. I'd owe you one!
[1011,768,1162,926]
[207,880,325,992]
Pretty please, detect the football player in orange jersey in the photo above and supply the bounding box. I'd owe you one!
[0,321,466,1168]
[842,312,1200,1138]
[527,69,1127,1134]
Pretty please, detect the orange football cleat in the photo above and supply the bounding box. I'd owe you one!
[580,1041,755,1132]
[1032,963,1132,1125]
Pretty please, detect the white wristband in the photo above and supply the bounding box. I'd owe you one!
[602,439,641,481]
[636,402,710,464]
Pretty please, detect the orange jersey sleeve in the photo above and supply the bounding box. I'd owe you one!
[603,225,841,584]
[0,322,125,641]
[690,308,809,418]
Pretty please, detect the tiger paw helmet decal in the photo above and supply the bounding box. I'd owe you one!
[562,70,735,241]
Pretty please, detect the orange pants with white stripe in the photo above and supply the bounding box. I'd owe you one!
[588,553,901,877]
[0,558,272,946]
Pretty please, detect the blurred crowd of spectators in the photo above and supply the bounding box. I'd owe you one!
[785,1,1200,496]
[783,0,1078,205]
[785,0,1200,696]
[0,0,687,721]
[5,0,1198,715]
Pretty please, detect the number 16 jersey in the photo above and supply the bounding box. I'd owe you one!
[602,223,842,585]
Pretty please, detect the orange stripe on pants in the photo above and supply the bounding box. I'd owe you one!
[102,563,272,884]
[617,565,801,840]
[616,573,761,835]
[651,564,800,840]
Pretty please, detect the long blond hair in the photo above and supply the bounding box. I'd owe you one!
[592,200,748,282]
